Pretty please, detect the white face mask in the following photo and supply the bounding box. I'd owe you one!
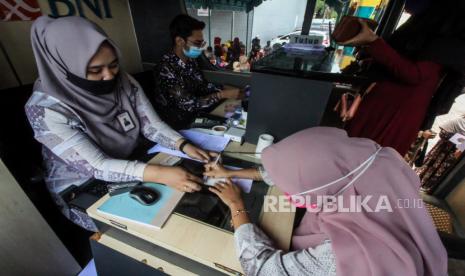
[290,147,382,199]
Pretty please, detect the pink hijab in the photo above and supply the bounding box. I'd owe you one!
[262,127,447,276]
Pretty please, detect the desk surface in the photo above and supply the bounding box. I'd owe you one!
[88,139,295,275]
[89,99,295,274]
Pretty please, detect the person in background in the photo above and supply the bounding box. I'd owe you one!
[249,35,261,62]
[220,43,229,64]
[213,44,223,66]
[154,15,243,129]
[263,40,272,56]
[225,40,234,64]
[209,54,218,67]
[239,55,250,72]
[208,127,446,276]
[214,36,221,46]
[26,16,211,231]
[204,46,218,66]
[343,0,465,156]
[232,61,241,72]
[416,115,465,193]
[231,37,241,62]
[404,130,436,166]
[204,46,213,59]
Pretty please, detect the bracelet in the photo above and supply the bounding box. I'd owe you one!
[232,209,249,218]
[230,209,249,228]
[179,140,190,154]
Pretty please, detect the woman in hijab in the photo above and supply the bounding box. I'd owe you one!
[342,0,465,156]
[26,16,211,231]
[231,37,242,62]
[208,127,447,275]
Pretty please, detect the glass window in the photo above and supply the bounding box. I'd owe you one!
[185,0,308,72]
[184,0,394,72]
[186,5,251,72]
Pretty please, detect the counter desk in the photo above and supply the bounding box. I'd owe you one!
[245,46,370,143]
[87,100,295,276]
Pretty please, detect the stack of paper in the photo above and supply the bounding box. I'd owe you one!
[148,129,231,160]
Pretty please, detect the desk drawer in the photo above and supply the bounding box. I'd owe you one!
[91,233,196,276]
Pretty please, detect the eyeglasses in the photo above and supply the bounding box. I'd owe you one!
[187,39,207,48]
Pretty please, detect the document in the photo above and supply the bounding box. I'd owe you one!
[148,129,231,160]
[204,165,253,193]
[449,133,465,145]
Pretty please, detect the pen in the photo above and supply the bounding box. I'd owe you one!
[213,153,221,166]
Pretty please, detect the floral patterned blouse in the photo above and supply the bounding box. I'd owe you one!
[154,52,222,128]
[235,223,336,275]
[25,74,182,231]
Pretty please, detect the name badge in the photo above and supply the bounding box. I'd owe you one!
[117,111,135,132]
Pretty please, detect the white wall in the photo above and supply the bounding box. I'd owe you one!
[0,0,142,90]
[188,0,307,48]
[187,8,249,47]
[252,0,307,45]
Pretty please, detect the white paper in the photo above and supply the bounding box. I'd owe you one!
[148,129,231,160]
[459,143,465,152]
[449,133,465,145]
[204,165,253,193]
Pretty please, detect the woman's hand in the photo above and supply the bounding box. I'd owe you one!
[209,179,244,208]
[422,130,437,140]
[144,165,202,193]
[181,143,212,162]
[340,19,378,46]
[204,162,232,178]
[454,149,463,159]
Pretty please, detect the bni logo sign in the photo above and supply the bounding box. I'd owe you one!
[0,0,42,21]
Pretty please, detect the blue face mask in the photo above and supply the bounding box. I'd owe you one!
[183,45,203,59]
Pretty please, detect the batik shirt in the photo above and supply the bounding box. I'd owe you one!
[25,75,182,230]
[155,52,222,128]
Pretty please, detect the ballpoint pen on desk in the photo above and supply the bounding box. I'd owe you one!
[213,153,221,166]
[202,153,222,185]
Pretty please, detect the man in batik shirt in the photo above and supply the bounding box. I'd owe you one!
[154,14,242,129]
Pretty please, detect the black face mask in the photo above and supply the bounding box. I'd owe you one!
[67,71,119,95]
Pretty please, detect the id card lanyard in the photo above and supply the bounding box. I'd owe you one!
[114,88,135,132]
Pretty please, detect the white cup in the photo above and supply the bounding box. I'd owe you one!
[211,125,227,136]
[255,134,274,158]
[241,111,248,121]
